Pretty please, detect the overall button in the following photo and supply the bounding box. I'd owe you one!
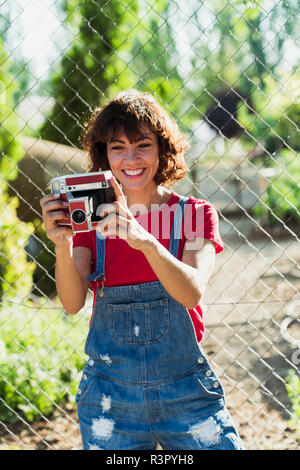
[197,357,204,364]
[78,388,82,395]
[205,370,212,377]
[88,359,94,367]
[213,381,219,388]
[83,374,88,381]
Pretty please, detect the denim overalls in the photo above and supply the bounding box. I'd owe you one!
[75,197,243,450]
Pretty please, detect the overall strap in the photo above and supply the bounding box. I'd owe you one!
[86,195,190,291]
[86,231,106,294]
[169,196,190,259]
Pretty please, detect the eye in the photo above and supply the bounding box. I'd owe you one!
[138,142,151,148]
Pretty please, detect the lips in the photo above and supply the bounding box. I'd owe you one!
[121,168,146,178]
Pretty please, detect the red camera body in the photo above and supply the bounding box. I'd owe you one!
[50,171,115,233]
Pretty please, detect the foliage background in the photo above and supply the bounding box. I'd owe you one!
[0,0,299,449]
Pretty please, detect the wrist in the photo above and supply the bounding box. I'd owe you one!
[55,242,73,257]
[141,235,160,257]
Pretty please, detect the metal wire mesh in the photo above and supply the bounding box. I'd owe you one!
[0,0,299,450]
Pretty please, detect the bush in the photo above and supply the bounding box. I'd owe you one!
[252,149,300,226]
[0,302,89,423]
[0,194,36,300]
[238,73,300,155]
[285,369,300,436]
[25,222,57,299]
[0,38,35,300]
[238,71,300,227]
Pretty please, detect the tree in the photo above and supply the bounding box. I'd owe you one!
[127,0,186,128]
[39,0,139,147]
[0,37,35,300]
[185,0,300,144]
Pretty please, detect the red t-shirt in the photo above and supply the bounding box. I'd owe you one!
[73,191,223,342]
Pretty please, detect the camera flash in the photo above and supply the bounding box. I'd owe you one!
[52,181,60,196]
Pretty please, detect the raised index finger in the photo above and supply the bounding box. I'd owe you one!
[109,176,127,208]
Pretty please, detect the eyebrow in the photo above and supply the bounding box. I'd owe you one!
[109,138,125,144]
[136,134,152,142]
[109,134,152,144]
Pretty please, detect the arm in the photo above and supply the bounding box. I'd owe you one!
[40,193,91,315]
[97,177,216,309]
[142,238,215,309]
[55,245,92,314]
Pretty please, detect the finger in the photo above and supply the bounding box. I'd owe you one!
[47,210,70,222]
[40,193,60,207]
[47,225,74,238]
[97,200,128,219]
[41,200,69,218]
[43,208,70,227]
[97,213,129,233]
[96,202,116,219]
[110,175,127,207]
[98,224,128,240]
[40,193,54,206]
[44,211,70,233]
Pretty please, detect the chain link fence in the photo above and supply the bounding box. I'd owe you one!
[0,0,299,450]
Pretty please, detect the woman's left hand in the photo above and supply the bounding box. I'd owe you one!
[96,176,156,252]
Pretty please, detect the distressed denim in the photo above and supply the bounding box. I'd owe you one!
[76,197,243,450]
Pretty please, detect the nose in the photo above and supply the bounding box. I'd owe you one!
[124,146,139,163]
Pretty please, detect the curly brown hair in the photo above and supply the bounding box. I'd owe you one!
[79,89,189,186]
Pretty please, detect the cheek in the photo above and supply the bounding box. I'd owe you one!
[146,150,159,169]
[154,155,160,172]
[106,153,119,170]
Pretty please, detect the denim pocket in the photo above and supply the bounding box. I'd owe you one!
[75,366,96,406]
[107,298,170,344]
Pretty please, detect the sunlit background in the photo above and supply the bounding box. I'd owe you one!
[0,0,299,450]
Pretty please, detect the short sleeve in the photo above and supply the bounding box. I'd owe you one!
[183,198,224,254]
[72,231,93,251]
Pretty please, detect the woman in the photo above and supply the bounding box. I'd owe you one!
[40,89,243,450]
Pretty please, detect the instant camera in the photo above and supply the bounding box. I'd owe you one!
[50,171,116,233]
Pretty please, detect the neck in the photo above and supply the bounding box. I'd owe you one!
[123,185,172,215]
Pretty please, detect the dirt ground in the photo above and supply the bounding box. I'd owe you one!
[1,230,299,450]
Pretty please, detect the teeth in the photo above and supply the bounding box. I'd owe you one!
[123,168,144,175]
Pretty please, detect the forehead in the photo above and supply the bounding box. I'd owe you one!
[109,126,155,143]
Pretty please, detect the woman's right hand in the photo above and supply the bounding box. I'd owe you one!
[40,194,74,248]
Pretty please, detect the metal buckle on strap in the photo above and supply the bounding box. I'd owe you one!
[95,274,106,297]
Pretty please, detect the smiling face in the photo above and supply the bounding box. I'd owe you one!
[106,127,160,195]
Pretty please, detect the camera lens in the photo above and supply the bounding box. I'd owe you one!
[72,209,86,224]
